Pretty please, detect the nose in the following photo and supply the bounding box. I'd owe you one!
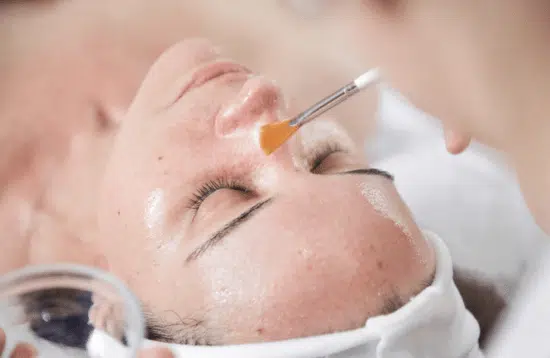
[215,76,287,137]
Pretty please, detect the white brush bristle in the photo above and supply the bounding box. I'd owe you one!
[354,68,381,90]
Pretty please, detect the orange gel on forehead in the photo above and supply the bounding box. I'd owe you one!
[259,119,299,155]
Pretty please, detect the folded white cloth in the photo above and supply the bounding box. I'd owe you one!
[141,231,483,358]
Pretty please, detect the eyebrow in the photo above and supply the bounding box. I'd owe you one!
[186,198,275,263]
[339,168,394,181]
[185,168,392,263]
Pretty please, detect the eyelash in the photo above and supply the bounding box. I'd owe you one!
[306,141,346,172]
[188,141,346,211]
[187,178,250,212]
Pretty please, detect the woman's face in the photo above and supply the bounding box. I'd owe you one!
[97,39,435,345]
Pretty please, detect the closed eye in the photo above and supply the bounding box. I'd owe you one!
[306,141,393,180]
[307,142,346,172]
[187,178,250,213]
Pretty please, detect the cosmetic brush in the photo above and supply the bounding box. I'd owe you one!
[259,68,380,155]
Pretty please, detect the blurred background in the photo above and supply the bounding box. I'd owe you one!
[0,0,548,305]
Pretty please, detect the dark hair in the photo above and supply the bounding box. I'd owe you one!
[142,271,435,347]
[144,308,214,346]
[453,269,507,348]
[143,269,504,348]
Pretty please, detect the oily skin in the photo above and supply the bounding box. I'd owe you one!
[98,39,435,344]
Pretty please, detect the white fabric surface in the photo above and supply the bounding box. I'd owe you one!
[369,88,550,356]
[485,245,550,357]
[141,231,482,358]
[87,329,131,357]
[367,88,549,297]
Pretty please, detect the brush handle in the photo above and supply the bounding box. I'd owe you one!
[289,83,358,126]
[289,68,380,127]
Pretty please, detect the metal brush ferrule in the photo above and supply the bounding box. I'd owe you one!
[289,82,359,127]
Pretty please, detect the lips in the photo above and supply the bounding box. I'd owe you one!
[173,61,252,103]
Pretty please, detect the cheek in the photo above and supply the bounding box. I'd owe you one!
[359,181,419,240]
[194,202,427,343]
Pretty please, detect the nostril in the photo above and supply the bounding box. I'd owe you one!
[214,105,251,138]
[215,76,287,138]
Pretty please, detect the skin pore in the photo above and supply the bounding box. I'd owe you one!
[97,39,436,345]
